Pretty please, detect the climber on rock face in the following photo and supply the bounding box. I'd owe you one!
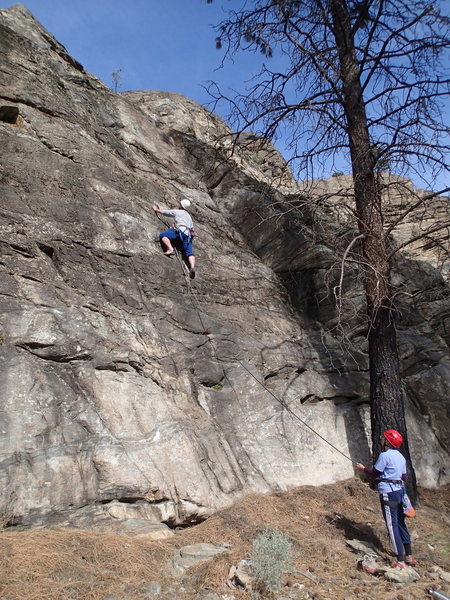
[153,199,196,279]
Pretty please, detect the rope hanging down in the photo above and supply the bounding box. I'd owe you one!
[168,248,354,465]
[233,359,354,464]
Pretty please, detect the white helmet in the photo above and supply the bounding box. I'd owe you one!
[180,199,191,209]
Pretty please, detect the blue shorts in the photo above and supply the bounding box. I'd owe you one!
[159,229,194,257]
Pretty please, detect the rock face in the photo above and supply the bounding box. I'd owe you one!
[0,4,449,530]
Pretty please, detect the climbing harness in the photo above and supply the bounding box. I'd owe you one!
[377,478,403,485]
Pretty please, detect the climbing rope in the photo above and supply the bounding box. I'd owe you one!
[183,270,353,463]
[155,208,287,483]
[155,205,354,464]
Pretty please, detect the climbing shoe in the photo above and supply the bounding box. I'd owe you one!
[392,561,406,569]
[189,268,196,279]
[405,556,418,566]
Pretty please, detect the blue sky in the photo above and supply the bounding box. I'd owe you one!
[12,1,260,114]
[6,1,450,188]
[14,1,295,161]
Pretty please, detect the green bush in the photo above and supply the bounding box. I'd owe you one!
[250,528,293,593]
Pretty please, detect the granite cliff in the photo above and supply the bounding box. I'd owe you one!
[0,4,449,533]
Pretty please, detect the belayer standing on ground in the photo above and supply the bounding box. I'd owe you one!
[153,199,196,279]
[356,429,417,569]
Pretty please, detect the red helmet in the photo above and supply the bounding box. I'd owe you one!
[383,429,403,448]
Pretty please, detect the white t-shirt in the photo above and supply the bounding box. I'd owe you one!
[374,448,406,493]
[163,209,193,235]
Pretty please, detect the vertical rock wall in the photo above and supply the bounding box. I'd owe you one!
[0,4,448,529]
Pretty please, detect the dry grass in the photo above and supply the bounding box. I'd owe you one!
[0,479,449,600]
[0,529,174,600]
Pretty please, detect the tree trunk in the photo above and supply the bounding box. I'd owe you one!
[328,0,417,502]
[369,304,418,500]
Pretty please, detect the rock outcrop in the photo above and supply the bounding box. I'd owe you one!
[0,4,449,531]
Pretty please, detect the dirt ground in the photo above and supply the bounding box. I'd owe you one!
[0,479,449,600]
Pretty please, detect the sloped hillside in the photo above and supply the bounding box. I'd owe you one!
[1,479,449,600]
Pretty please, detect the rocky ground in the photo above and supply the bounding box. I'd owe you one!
[1,478,449,600]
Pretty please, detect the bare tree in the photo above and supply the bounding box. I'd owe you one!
[111,68,123,93]
[207,0,450,500]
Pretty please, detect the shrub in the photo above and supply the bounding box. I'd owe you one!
[250,528,293,593]
[0,493,16,530]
